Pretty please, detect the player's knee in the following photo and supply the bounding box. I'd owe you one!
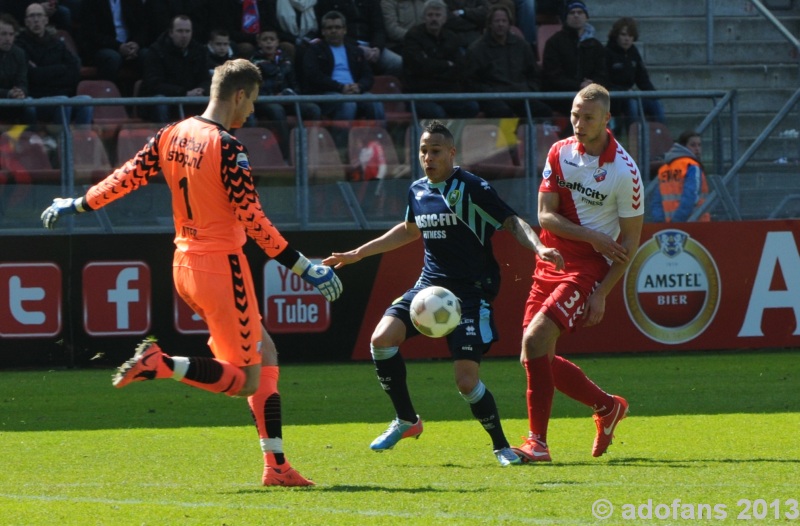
[522,331,549,359]
[370,344,399,361]
[371,317,406,348]
[234,380,259,398]
[233,365,261,397]
[458,379,484,401]
[454,368,480,395]
[370,332,404,349]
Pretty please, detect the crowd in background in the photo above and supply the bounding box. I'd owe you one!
[0,0,664,131]
[1,0,700,222]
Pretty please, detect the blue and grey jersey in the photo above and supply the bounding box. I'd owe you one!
[405,167,517,298]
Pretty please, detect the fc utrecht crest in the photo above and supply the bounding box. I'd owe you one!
[592,168,607,182]
[623,229,721,344]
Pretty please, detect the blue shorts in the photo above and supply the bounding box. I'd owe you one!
[385,280,498,362]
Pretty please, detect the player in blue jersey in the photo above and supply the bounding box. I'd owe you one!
[324,121,564,466]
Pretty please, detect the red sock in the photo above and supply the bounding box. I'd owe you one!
[552,355,614,414]
[524,356,554,443]
[178,357,246,396]
[248,366,286,465]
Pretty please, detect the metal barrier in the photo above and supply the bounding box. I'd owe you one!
[0,89,750,234]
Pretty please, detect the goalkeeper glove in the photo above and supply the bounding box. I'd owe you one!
[41,197,87,229]
[292,253,343,302]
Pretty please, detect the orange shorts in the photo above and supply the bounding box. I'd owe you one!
[173,250,262,367]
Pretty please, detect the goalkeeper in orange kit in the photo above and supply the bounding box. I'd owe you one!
[40,59,342,487]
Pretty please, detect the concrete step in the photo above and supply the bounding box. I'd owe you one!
[590,0,800,19]
[659,88,798,113]
[642,41,800,66]
[733,167,800,219]
[592,17,800,46]
[648,64,799,90]
[666,109,800,133]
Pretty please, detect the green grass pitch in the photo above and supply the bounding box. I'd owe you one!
[1,350,798,525]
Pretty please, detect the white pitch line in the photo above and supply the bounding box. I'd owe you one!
[0,493,581,524]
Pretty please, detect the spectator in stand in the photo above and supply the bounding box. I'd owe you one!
[316,0,402,77]
[147,0,215,45]
[651,130,710,223]
[381,0,425,55]
[0,13,31,125]
[488,0,516,18]
[605,17,665,134]
[80,0,148,88]
[38,0,72,31]
[250,27,321,159]
[17,2,93,126]
[512,0,536,50]
[541,1,606,115]
[266,0,320,86]
[466,4,552,119]
[303,10,384,154]
[444,0,489,49]
[206,28,235,77]
[270,0,319,49]
[0,1,74,32]
[303,11,384,123]
[214,0,273,59]
[142,15,211,123]
[402,0,479,119]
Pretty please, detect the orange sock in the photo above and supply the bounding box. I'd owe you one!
[248,366,285,464]
[178,357,246,396]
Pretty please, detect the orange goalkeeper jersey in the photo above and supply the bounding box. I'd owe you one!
[85,116,289,257]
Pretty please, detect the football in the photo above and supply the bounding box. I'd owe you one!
[410,286,462,338]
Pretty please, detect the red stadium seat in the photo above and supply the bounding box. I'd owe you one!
[63,128,112,184]
[459,122,522,179]
[116,124,160,165]
[537,24,561,66]
[371,75,412,123]
[234,127,294,182]
[0,131,59,185]
[77,80,137,124]
[628,122,674,178]
[291,125,348,183]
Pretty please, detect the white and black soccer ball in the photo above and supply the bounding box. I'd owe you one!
[410,286,462,338]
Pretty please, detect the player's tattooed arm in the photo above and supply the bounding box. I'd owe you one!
[503,215,564,271]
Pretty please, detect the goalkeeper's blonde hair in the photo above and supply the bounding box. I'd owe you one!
[210,59,262,100]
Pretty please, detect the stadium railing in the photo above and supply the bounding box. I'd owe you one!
[4,88,789,234]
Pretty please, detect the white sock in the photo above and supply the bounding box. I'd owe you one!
[260,437,283,454]
[171,356,190,380]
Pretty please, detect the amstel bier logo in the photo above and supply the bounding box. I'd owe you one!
[624,230,720,344]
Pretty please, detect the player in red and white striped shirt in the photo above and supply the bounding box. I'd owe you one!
[512,84,644,462]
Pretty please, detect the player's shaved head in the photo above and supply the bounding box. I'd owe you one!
[210,59,262,100]
[575,83,610,113]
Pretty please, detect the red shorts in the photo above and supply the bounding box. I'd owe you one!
[173,250,262,367]
[522,278,594,333]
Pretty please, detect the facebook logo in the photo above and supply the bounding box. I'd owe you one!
[83,261,151,336]
[0,263,62,337]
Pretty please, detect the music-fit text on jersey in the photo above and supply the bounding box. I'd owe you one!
[416,212,458,239]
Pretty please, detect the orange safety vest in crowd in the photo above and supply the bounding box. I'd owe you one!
[656,157,711,222]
